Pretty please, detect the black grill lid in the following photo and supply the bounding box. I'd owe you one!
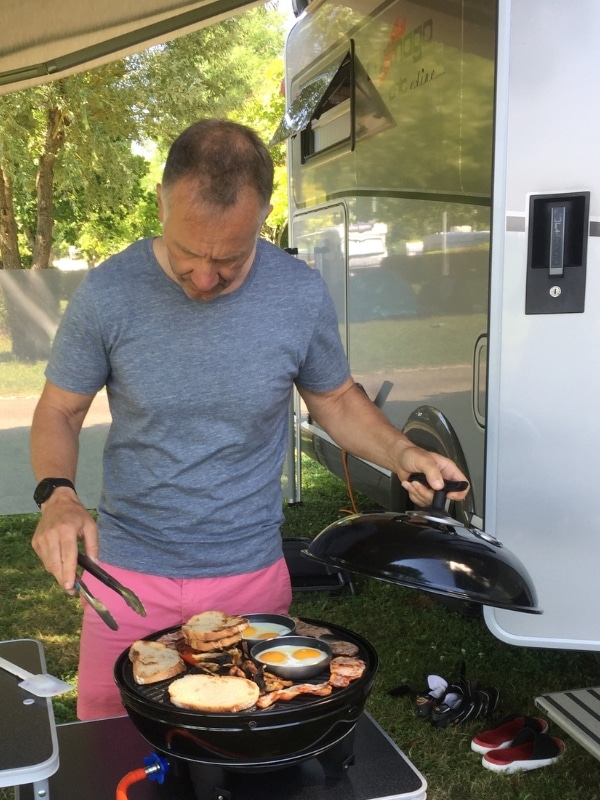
[303,477,540,614]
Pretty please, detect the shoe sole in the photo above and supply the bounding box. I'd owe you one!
[482,737,564,773]
[482,752,562,774]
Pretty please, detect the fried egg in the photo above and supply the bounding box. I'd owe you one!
[257,645,327,667]
[242,622,291,641]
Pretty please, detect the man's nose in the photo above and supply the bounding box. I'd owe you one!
[190,266,220,292]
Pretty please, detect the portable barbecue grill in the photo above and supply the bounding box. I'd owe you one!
[114,617,378,790]
[3,638,427,800]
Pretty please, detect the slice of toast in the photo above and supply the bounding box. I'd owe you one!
[184,630,245,652]
[182,611,249,643]
[129,639,186,685]
[168,673,259,712]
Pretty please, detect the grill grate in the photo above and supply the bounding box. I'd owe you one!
[118,618,374,715]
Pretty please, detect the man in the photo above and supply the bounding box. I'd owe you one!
[30,119,469,720]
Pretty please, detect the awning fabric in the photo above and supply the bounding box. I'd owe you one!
[0,0,262,95]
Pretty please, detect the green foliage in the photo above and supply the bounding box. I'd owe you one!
[135,8,284,147]
[228,47,288,244]
[0,65,146,266]
[0,4,287,267]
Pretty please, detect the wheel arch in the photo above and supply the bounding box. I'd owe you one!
[403,405,475,526]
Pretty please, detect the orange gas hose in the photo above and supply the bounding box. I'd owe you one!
[116,767,147,800]
[341,449,360,514]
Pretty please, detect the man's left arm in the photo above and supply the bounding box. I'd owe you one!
[298,377,469,507]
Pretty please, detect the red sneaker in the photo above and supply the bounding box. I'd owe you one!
[471,713,548,754]
[482,727,564,774]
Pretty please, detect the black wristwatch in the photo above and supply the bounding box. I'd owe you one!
[34,478,76,508]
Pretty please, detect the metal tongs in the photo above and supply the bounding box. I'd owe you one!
[76,553,146,630]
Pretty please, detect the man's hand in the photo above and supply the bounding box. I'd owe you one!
[31,491,98,594]
[394,444,470,507]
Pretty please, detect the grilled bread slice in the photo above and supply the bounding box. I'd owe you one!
[185,631,246,652]
[182,611,249,646]
[129,639,186,685]
[168,673,260,712]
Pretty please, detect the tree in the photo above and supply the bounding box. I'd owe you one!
[230,54,287,244]
[0,63,144,270]
[0,5,286,271]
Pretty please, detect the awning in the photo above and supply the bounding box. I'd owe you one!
[0,0,263,95]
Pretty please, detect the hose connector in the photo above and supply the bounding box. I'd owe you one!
[143,752,169,784]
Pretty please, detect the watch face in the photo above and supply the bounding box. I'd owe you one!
[34,479,54,506]
[34,478,74,507]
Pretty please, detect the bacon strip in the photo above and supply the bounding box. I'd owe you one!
[256,681,332,708]
[329,656,366,688]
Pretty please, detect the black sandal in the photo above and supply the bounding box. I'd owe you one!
[430,665,499,728]
[389,674,448,719]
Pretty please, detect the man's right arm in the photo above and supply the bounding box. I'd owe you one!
[30,380,98,593]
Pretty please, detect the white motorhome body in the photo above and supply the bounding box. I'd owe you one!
[282,0,600,650]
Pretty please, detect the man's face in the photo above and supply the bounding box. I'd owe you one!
[158,178,271,302]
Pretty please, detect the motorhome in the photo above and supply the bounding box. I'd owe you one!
[276,0,600,660]
[276,0,496,525]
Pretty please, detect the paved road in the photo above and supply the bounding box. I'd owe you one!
[0,365,472,514]
[0,392,111,430]
[0,393,110,515]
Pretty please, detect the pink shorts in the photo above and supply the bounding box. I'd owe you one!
[77,557,292,720]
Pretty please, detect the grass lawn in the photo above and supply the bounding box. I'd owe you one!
[348,312,487,373]
[0,333,46,397]
[1,459,600,799]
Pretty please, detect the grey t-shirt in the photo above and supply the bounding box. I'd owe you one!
[46,238,350,577]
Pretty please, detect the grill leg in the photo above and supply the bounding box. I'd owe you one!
[315,728,356,779]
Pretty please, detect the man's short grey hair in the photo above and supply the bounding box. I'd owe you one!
[162,119,274,208]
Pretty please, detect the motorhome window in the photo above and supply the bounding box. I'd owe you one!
[269,51,349,147]
[270,43,391,157]
[301,52,353,161]
[297,50,393,160]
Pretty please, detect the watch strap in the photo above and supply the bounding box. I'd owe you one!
[34,477,76,508]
